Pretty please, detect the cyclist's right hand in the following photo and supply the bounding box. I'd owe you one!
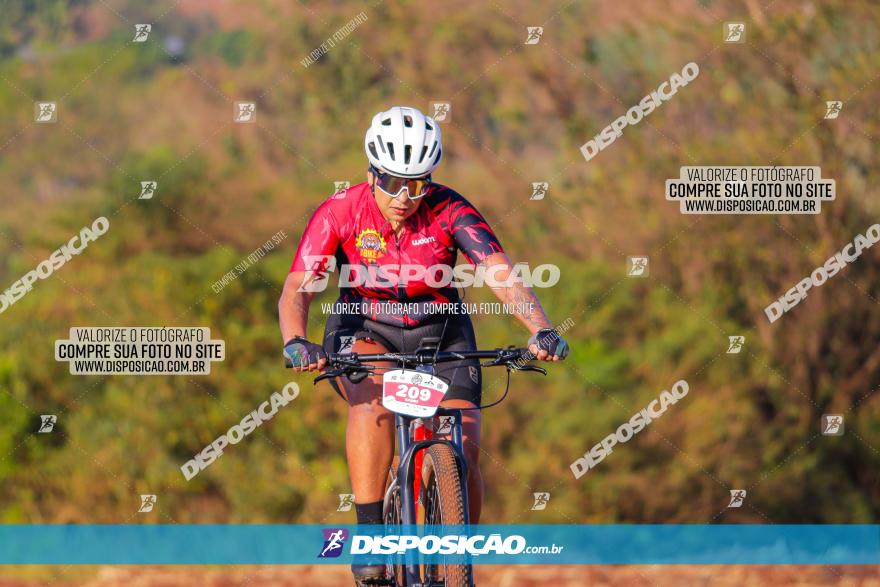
[283,336,328,371]
[528,328,570,361]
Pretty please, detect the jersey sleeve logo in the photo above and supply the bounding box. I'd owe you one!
[355,228,387,263]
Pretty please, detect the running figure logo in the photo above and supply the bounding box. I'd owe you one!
[435,415,455,434]
[724,23,745,43]
[530,182,549,201]
[524,27,544,45]
[338,336,355,355]
[318,528,349,558]
[334,181,350,193]
[727,489,746,508]
[430,102,451,123]
[727,336,745,354]
[821,414,844,436]
[297,255,337,293]
[38,415,57,433]
[531,492,550,511]
[337,494,355,512]
[34,102,57,123]
[139,181,157,200]
[138,494,157,513]
[824,101,843,119]
[627,256,649,277]
[235,102,256,123]
[133,24,152,42]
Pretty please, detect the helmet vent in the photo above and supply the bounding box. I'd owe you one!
[381,118,392,126]
[404,145,412,164]
[426,121,433,131]
[368,142,379,160]
[403,115,413,127]
[419,145,428,163]
[427,140,438,159]
[386,142,395,160]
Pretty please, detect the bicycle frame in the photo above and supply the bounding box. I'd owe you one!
[293,345,546,586]
[390,407,469,586]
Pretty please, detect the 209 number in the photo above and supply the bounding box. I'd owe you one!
[396,384,431,401]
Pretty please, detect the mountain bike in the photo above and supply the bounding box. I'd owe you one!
[294,338,546,587]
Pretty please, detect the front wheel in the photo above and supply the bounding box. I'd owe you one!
[421,444,471,587]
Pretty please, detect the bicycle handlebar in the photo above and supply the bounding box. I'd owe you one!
[328,348,530,365]
[284,346,547,382]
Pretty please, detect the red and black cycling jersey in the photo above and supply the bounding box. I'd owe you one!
[290,182,503,326]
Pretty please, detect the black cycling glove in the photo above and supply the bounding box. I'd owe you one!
[284,336,327,368]
[528,328,570,359]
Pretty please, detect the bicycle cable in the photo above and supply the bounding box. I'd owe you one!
[431,315,450,368]
[455,363,512,411]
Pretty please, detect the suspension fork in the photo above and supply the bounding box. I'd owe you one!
[395,410,471,586]
[440,407,470,525]
[396,409,470,527]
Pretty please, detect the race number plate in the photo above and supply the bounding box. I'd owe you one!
[382,369,449,417]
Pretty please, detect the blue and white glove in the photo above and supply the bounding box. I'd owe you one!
[284,336,327,369]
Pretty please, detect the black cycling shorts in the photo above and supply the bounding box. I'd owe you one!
[322,311,482,406]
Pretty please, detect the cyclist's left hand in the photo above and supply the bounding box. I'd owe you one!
[528,328,569,361]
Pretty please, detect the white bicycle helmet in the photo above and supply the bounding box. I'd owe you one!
[364,106,442,178]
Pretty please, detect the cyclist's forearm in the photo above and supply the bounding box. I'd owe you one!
[279,273,313,342]
[501,281,553,333]
[279,292,311,341]
[481,254,553,334]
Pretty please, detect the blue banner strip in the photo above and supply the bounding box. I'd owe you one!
[0,525,878,565]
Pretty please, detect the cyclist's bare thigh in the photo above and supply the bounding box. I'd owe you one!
[332,337,394,406]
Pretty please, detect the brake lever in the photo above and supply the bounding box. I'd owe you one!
[314,369,345,384]
[313,365,375,385]
[510,364,547,375]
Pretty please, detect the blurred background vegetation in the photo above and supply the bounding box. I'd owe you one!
[0,0,878,530]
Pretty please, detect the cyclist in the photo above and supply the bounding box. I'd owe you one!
[278,105,568,585]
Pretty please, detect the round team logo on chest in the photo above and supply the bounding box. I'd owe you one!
[355,228,387,263]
